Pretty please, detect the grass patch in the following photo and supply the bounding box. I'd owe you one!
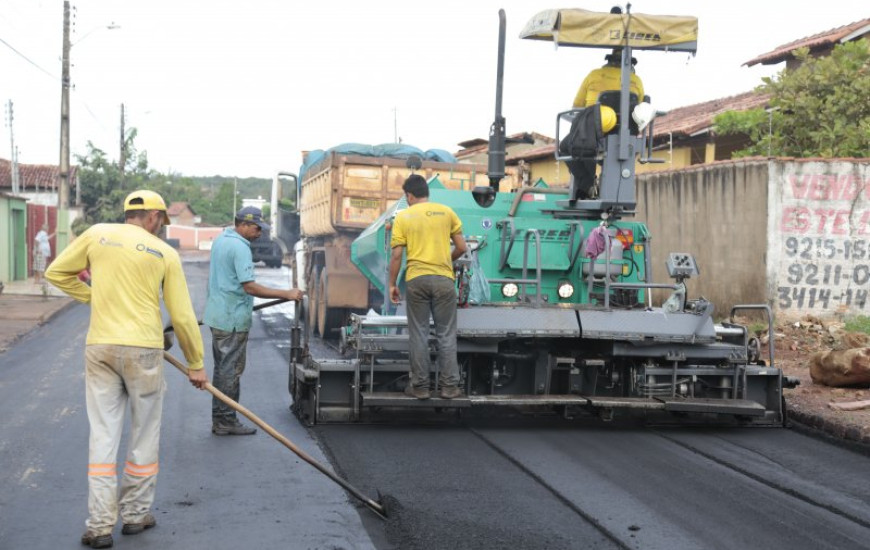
[748,321,769,336]
[844,315,870,334]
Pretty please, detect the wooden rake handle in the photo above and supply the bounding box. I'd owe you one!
[162,351,386,519]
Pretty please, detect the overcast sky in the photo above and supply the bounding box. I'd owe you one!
[1,0,864,181]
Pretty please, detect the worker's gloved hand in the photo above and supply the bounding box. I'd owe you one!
[188,368,208,390]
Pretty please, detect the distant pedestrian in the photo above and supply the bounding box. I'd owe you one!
[45,189,206,549]
[33,223,53,284]
[203,206,303,435]
[389,174,467,399]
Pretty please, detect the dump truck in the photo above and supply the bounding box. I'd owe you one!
[270,144,519,338]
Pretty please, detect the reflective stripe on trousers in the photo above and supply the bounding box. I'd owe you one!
[405,275,460,388]
[85,344,165,534]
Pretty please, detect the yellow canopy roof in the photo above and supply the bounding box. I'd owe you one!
[520,9,698,53]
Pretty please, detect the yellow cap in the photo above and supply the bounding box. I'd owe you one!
[124,189,171,225]
[600,105,617,134]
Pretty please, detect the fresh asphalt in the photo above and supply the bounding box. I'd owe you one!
[255,272,870,550]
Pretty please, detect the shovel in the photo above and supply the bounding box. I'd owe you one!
[162,350,387,520]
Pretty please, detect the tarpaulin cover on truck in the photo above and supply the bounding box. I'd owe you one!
[300,143,457,183]
[520,8,698,53]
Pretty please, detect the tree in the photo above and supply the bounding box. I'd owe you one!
[72,133,160,235]
[715,39,870,158]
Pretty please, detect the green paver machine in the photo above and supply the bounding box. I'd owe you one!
[289,6,797,425]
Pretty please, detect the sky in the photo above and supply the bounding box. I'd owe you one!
[0,0,865,181]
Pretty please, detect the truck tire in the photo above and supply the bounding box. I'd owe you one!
[317,268,345,338]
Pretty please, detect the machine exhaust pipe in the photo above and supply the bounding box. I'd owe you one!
[474,8,506,208]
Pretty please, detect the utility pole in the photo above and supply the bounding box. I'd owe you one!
[119,102,126,186]
[57,0,72,251]
[6,100,20,194]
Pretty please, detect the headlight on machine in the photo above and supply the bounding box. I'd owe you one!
[557,281,575,299]
[501,282,519,298]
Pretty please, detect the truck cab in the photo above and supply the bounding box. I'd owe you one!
[250,227,283,268]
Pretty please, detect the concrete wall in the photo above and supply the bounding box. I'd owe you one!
[767,160,870,319]
[636,159,770,317]
[637,158,870,321]
[165,225,224,250]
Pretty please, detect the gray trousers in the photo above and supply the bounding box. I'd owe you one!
[406,275,460,389]
[210,327,249,423]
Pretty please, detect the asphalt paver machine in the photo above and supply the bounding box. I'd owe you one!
[289,6,797,425]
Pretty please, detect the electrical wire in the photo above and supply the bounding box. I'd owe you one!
[0,36,58,80]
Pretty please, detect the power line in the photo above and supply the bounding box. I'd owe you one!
[0,35,58,80]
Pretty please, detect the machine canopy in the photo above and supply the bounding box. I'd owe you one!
[520,9,698,53]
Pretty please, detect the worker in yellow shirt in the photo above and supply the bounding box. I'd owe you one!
[46,189,206,549]
[389,174,467,400]
[573,49,645,108]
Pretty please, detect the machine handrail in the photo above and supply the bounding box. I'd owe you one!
[565,222,585,274]
[729,304,775,368]
[497,218,516,271]
[520,229,544,306]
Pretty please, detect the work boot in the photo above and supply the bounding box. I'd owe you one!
[212,420,257,435]
[404,384,430,400]
[81,530,113,548]
[122,513,156,535]
[439,385,462,399]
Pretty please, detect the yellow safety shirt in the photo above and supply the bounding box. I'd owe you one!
[391,202,462,281]
[572,65,645,108]
[45,223,204,370]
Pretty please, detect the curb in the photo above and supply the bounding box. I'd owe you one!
[786,403,870,454]
[0,298,77,353]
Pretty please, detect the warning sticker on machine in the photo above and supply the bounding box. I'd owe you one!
[521,193,546,201]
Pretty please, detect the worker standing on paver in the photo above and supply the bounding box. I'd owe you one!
[45,189,206,549]
[389,174,467,399]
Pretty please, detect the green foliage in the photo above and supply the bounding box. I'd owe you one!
[714,39,870,158]
[844,315,870,335]
[74,131,273,227]
[748,321,769,336]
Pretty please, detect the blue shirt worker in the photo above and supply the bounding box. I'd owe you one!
[203,206,303,435]
[389,174,467,400]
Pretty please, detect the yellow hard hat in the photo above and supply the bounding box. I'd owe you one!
[600,105,617,134]
[124,189,171,225]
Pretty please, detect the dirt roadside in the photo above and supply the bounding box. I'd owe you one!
[769,317,870,448]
